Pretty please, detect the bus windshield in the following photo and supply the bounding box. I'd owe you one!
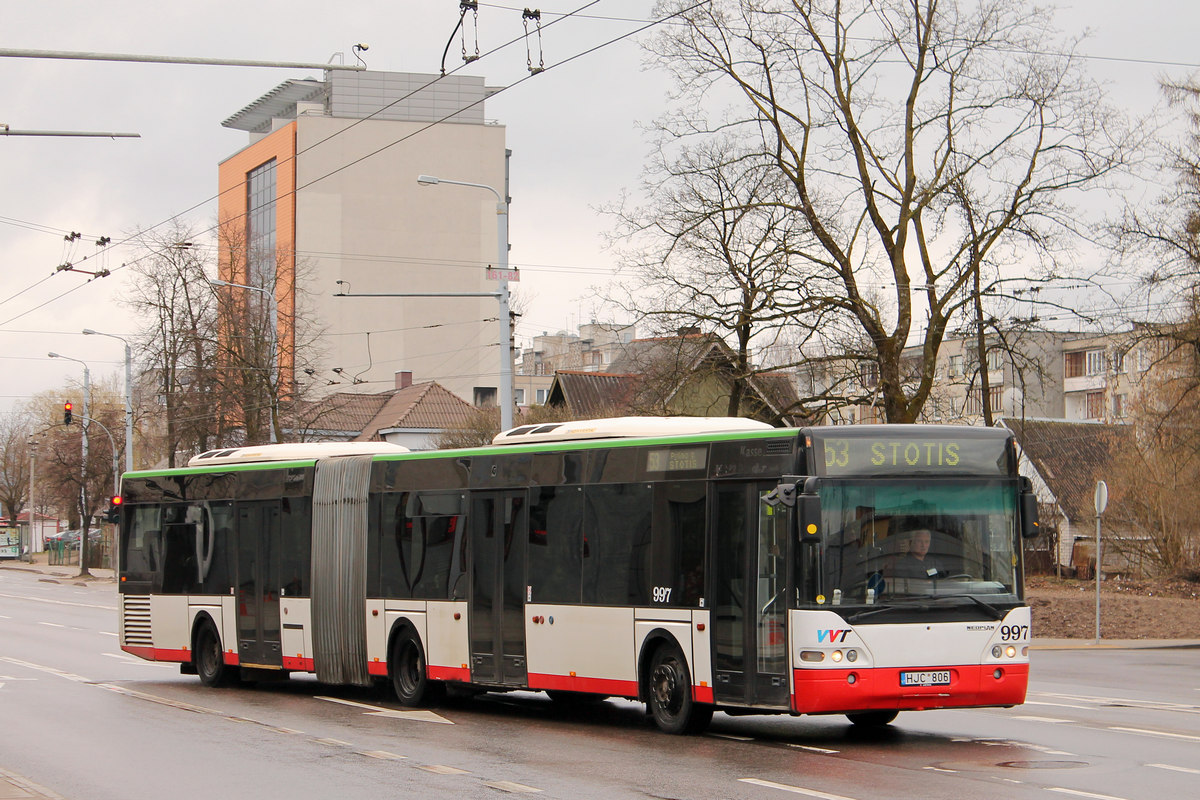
[812,478,1020,607]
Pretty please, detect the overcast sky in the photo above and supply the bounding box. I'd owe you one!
[2,0,1196,413]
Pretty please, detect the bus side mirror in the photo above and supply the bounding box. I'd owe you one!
[1019,478,1040,539]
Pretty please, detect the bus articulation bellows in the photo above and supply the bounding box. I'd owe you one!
[117,418,1039,734]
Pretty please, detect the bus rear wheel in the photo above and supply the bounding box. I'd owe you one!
[391,631,444,707]
[195,621,229,688]
[646,643,712,735]
[846,710,899,727]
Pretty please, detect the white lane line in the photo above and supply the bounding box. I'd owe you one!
[358,750,406,761]
[0,656,89,682]
[788,744,840,754]
[709,732,755,741]
[0,591,114,610]
[739,778,859,799]
[923,766,957,774]
[1147,763,1200,775]
[482,780,542,793]
[1024,700,1095,710]
[1046,788,1129,800]
[1108,726,1200,742]
[39,622,66,628]
[316,695,453,724]
[419,765,471,776]
[1010,715,1072,723]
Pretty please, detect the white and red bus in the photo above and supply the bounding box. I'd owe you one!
[117,418,1039,733]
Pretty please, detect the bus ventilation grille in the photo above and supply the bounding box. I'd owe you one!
[765,439,794,455]
[122,595,153,647]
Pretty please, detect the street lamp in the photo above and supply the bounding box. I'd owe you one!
[416,174,515,432]
[82,328,133,474]
[209,277,279,443]
[48,351,92,576]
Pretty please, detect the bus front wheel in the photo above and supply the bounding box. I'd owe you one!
[195,621,229,687]
[390,631,444,707]
[646,643,712,735]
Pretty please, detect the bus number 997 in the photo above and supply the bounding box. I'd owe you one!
[652,587,672,603]
[1000,625,1029,641]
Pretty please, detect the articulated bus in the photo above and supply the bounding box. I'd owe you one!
[117,418,1039,734]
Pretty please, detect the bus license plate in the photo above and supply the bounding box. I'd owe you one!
[900,670,951,687]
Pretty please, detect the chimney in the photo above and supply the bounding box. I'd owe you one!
[395,371,413,390]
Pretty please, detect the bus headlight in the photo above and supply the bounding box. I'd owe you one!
[1005,645,1017,659]
[846,649,858,663]
[992,645,1002,659]
[831,650,843,663]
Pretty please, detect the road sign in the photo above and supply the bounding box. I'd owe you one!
[1094,480,1108,515]
[486,267,520,282]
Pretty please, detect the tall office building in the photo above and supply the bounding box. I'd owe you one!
[218,70,509,408]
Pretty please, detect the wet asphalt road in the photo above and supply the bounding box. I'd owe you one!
[2,567,1198,800]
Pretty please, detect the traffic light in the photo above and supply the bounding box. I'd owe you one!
[63,402,73,425]
[103,495,123,525]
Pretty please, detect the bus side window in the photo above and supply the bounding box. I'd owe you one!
[122,506,161,580]
[582,483,652,605]
[650,482,706,607]
[528,486,583,604]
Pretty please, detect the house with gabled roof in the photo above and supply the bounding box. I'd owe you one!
[1000,417,1138,575]
[291,372,476,450]
[545,332,801,426]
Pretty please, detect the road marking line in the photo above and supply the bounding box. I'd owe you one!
[1046,788,1128,800]
[1025,700,1095,710]
[482,780,542,793]
[0,656,88,682]
[0,767,67,800]
[923,766,957,773]
[709,732,755,741]
[315,738,352,746]
[0,591,114,610]
[1010,715,1071,723]
[358,750,406,760]
[316,695,453,724]
[788,744,839,754]
[1108,726,1200,742]
[419,765,471,775]
[1147,763,1200,775]
[739,778,859,799]
[39,622,66,628]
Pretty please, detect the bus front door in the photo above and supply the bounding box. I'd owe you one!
[235,501,283,669]
[469,491,528,686]
[712,483,790,708]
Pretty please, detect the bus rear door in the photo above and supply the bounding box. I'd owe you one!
[469,491,528,686]
[236,500,283,669]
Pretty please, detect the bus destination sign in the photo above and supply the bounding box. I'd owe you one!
[814,433,1010,477]
[646,446,707,473]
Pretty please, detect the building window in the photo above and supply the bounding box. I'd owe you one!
[965,386,1004,416]
[1085,391,1104,419]
[535,388,548,405]
[473,387,497,407]
[986,349,1003,371]
[1086,349,1105,376]
[1064,351,1085,378]
[948,354,963,377]
[860,362,879,387]
[1112,350,1126,373]
[514,388,526,405]
[246,159,277,288]
[1113,393,1126,418]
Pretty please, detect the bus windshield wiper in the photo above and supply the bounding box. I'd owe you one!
[845,602,912,623]
[932,593,1006,620]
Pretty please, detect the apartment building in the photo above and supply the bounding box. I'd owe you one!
[218,69,509,407]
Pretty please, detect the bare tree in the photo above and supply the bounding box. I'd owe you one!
[606,136,834,417]
[645,0,1133,421]
[125,224,223,467]
[0,411,33,524]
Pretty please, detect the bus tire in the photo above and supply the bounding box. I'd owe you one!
[646,642,712,735]
[390,630,444,707]
[195,620,230,688]
[846,710,899,727]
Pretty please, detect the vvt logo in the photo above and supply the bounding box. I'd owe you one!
[816,629,850,644]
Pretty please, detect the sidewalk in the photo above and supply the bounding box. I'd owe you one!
[0,550,113,582]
